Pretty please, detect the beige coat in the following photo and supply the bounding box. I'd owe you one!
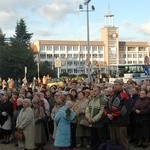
[16,107,35,149]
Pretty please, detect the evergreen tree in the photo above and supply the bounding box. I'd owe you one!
[0,28,5,46]
[0,19,37,80]
[13,18,33,45]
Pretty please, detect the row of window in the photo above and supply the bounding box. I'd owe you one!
[127,47,146,51]
[119,61,143,64]
[119,47,146,51]
[40,45,103,52]
[61,68,85,74]
[120,53,147,58]
[40,60,106,67]
[40,53,104,59]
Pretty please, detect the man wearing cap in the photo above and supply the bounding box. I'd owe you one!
[104,79,130,150]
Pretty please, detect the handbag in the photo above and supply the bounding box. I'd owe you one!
[14,129,25,141]
[98,141,125,150]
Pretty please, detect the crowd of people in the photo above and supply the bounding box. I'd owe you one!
[0,77,150,150]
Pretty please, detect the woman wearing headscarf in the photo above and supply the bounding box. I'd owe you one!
[16,98,35,150]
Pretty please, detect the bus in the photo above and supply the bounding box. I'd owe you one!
[109,64,150,83]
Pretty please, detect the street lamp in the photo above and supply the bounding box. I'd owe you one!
[79,0,95,84]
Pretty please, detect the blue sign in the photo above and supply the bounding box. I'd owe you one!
[144,65,150,75]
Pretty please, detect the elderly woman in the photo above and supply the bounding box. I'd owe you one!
[12,98,23,146]
[16,98,35,150]
[51,92,65,139]
[32,97,46,150]
[76,91,91,148]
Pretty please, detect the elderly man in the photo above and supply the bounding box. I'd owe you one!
[104,79,130,150]
[85,85,107,150]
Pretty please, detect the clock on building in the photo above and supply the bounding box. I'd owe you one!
[111,33,118,38]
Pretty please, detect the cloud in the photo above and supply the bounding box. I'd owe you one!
[123,22,133,29]
[0,11,17,29]
[123,21,150,36]
[37,0,80,23]
[136,22,150,36]
[35,29,52,37]
[0,0,42,9]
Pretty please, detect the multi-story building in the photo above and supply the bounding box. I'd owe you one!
[32,16,149,76]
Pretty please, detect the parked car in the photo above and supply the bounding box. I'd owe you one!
[47,78,64,87]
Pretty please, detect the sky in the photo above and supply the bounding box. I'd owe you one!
[0,0,150,43]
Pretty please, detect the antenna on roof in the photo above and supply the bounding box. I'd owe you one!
[104,0,114,27]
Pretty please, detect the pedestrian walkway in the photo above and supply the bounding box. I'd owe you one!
[0,139,145,150]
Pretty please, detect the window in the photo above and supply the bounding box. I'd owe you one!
[73,46,78,51]
[47,46,52,51]
[74,61,79,66]
[93,54,97,58]
[133,54,137,58]
[133,61,137,64]
[81,46,85,51]
[61,69,66,73]
[139,54,142,58]
[74,54,78,58]
[53,46,59,51]
[119,47,125,51]
[60,54,66,58]
[86,54,91,58]
[40,54,46,59]
[139,47,145,51]
[67,69,73,73]
[67,61,73,66]
[54,54,59,58]
[61,61,66,66]
[128,54,132,58]
[47,54,53,59]
[80,61,85,66]
[98,46,103,52]
[80,54,85,58]
[67,54,72,58]
[128,61,132,64]
[40,45,45,51]
[74,69,77,73]
[128,47,135,51]
[139,61,143,64]
[60,46,65,51]
[123,54,126,58]
[92,46,97,52]
[67,46,72,51]
[99,54,103,58]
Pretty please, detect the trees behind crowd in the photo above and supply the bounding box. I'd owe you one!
[0,19,56,82]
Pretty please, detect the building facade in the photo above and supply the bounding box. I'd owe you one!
[32,26,149,75]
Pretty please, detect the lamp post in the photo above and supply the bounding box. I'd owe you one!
[79,0,95,83]
[37,52,40,79]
